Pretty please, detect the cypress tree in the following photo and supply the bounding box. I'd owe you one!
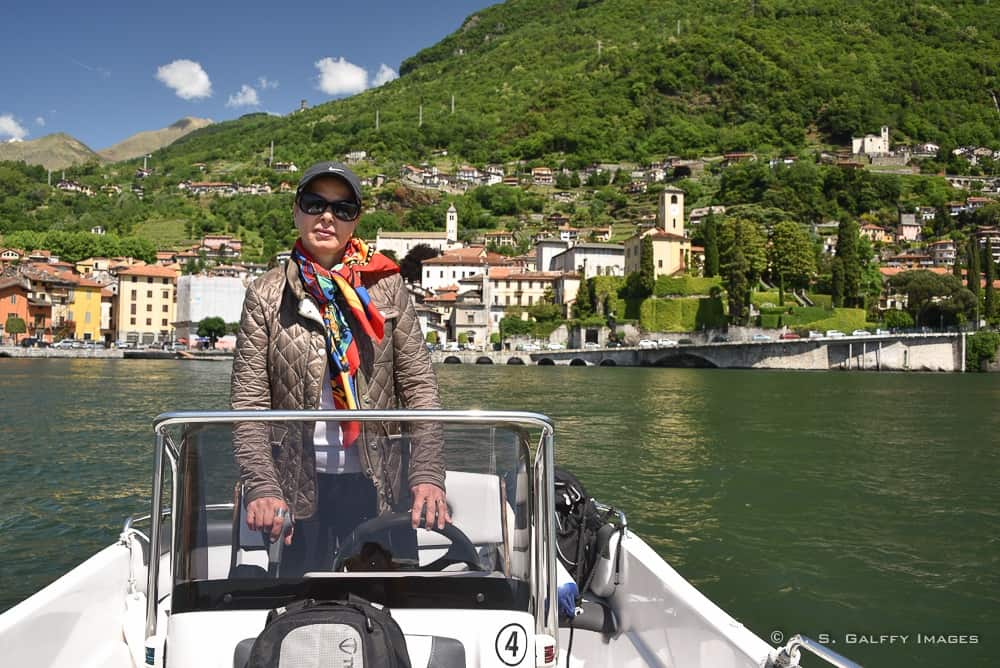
[836,218,861,307]
[952,253,962,278]
[574,276,593,318]
[985,238,996,321]
[831,258,845,308]
[640,235,655,296]
[967,236,981,300]
[703,214,720,277]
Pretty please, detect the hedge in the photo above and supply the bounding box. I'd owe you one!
[639,296,726,332]
[654,276,723,297]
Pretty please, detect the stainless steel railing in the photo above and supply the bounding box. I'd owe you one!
[144,409,556,645]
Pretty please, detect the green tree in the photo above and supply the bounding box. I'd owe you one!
[966,236,981,301]
[703,214,720,277]
[966,332,1000,371]
[836,218,861,307]
[888,270,976,328]
[574,277,594,318]
[768,221,816,291]
[425,331,439,344]
[399,244,439,284]
[883,309,914,330]
[639,236,655,296]
[831,258,845,307]
[197,316,226,348]
[4,316,26,343]
[984,238,996,322]
[724,240,751,327]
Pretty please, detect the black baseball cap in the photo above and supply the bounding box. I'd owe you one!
[296,161,363,204]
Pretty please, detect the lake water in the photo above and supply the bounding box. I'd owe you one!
[0,358,996,666]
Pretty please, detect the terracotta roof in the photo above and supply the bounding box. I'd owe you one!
[487,267,561,280]
[0,276,29,291]
[878,267,949,277]
[117,264,179,278]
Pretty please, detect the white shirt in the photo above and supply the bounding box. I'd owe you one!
[313,364,362,475]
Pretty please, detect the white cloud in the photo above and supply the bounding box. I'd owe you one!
[0,114,28,141]
[155,59,212,100]
[257,77,279,90]
[373,64,398,87]
[35,116,46,127]
[226,85,260,108]
[315,57,368,96]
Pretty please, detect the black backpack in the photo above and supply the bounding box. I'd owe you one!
[246,596,411,668]
[554,467,612,590]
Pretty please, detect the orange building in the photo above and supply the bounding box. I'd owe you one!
[0,276,32,343]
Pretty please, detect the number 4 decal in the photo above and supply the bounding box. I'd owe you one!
[495,623,528,666]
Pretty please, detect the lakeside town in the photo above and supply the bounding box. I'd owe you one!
[2,125,1000,364]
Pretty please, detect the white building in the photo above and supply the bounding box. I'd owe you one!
[420,246,512,292]
[852,126,890,156]
[897,213,922,243]
[374,204,460,258]
[548,243,625,278]
[174,275,248,343]
[534,239,571,272]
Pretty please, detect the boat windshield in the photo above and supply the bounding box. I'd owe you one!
[155,412,543,614]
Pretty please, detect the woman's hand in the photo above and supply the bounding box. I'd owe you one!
[410,483,451,530]
[246,496,294,545]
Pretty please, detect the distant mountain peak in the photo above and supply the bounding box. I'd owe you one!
[97,118,214,163]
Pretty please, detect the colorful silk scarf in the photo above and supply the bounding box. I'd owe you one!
[292,238,400,446]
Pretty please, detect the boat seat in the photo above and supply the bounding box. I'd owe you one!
[559,595,619,636]
[233,633,466,668]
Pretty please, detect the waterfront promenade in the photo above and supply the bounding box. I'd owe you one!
[432,332,967,372]
[0,332,968,371]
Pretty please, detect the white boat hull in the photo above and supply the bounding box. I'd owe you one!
[0,529,774,668]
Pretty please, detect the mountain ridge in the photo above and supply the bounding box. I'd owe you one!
[97,117,213,163]
[0,117,215,170]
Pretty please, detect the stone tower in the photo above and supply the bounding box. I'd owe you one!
[659,186,685,235]
[446,203,458,243]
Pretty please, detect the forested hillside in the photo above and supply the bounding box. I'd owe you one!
[1,0,998,259]
[152,0,1000,170]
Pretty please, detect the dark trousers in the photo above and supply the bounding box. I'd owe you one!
[281,473,378,576]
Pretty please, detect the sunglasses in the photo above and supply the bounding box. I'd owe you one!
[297,192,361,221]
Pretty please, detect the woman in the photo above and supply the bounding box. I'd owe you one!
[231,161,448,574]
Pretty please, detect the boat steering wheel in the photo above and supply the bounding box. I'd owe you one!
[332,512,483,573]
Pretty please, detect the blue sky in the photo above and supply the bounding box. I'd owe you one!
[0,0,496,150]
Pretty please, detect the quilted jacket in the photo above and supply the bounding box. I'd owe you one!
[230,258,443,519]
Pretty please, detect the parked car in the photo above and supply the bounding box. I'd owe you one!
[825,330,846,338]
[779,332,801,340]
[656,339,678,348]
[582,342,600,349]
[710,335,730,343]
[874,328,890,336]
[808,330,823,339]
[19,337,49,348]
[606,340,623,348]
[637,339,657,349]
[751,334,772,341]
[546,342,565,350]
[677,338,694,345]
[53,339,77,349]
[851,329,872,337]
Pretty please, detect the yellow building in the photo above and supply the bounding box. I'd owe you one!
[116,264,178,345]
[68,277,106,342]
[624,186,692,277]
